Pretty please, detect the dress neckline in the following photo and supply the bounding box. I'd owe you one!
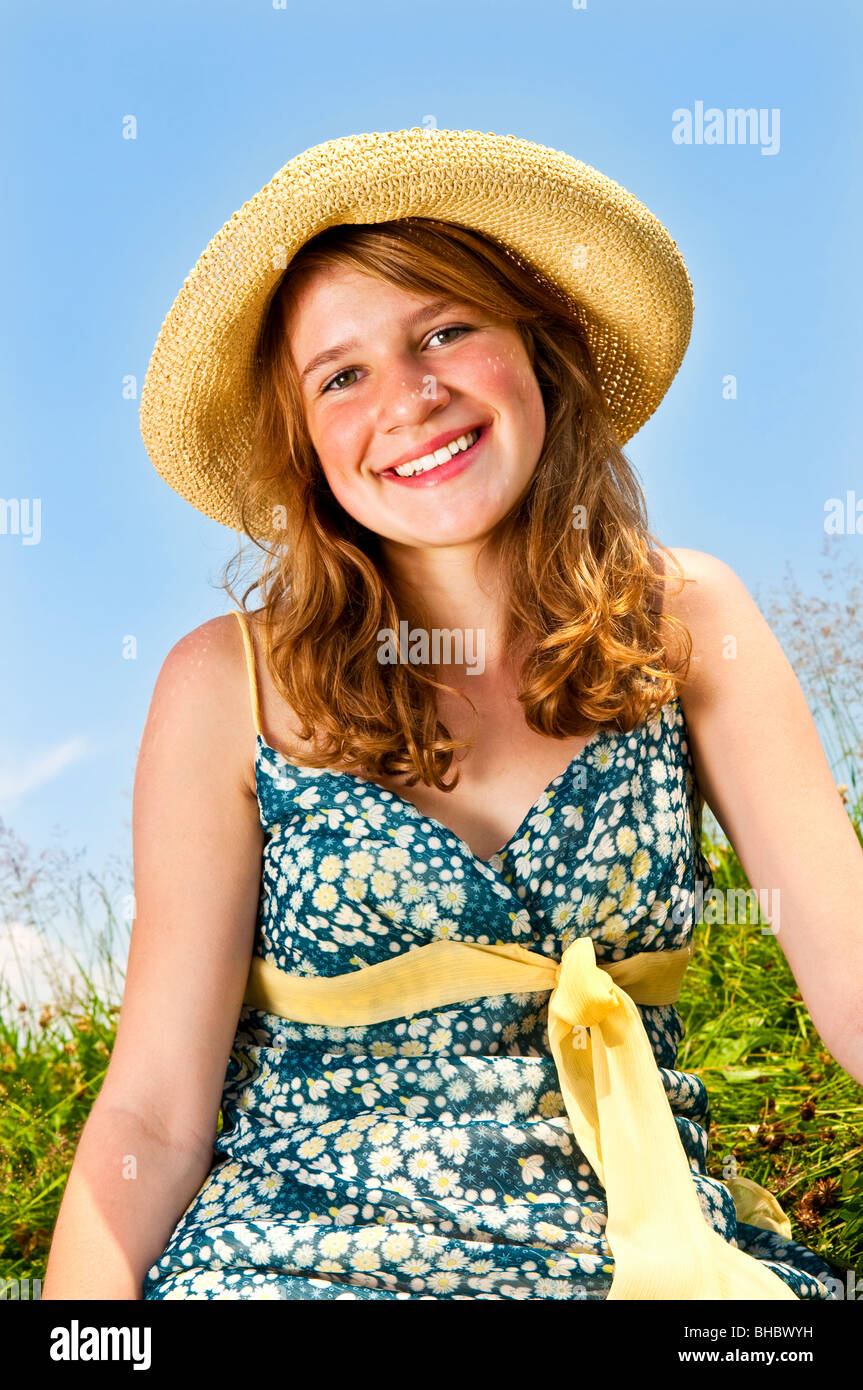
[253,705,657,867]
[237,606,679,866]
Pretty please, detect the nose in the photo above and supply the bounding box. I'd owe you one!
[374,354,452,434]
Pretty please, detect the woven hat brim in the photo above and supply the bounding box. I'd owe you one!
[139,127,693,541]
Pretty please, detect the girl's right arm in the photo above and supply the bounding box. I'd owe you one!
[42,614,265,1299]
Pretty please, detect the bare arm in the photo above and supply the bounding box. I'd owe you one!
[664,549,863,1082]
[43,614,264,1299]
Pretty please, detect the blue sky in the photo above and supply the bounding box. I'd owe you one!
[1,0,861,939]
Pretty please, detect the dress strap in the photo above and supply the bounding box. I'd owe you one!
[231,608,263,739]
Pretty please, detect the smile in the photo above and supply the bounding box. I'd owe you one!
[379,426,488,488]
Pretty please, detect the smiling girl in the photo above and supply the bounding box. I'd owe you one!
[43,129,861,1301]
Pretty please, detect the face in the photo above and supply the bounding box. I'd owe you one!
[285,263,547,551]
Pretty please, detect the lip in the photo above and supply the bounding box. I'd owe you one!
[376,422,489,477]
[378,424,490,489]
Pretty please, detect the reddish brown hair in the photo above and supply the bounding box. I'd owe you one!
[223,218,691,789]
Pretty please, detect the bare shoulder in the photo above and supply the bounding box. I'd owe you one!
[147,611,260,797]
[649,546,751,703]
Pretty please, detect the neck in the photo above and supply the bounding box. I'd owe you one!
[378,534,515,674]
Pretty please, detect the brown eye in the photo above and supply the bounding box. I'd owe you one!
[321,368,359,394]
[427,325,471,348]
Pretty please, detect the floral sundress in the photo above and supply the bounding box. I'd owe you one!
[143,668,839,1300]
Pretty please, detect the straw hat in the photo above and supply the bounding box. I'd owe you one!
[139,127,693,541]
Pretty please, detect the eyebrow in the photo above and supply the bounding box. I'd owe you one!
[298,296,466,386]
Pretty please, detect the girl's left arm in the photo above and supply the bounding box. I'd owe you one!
[662,548,863,1086]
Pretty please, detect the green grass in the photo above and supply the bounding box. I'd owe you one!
[2,818,861,1290]
[676,833,863,1279]
[1,986,117,1280]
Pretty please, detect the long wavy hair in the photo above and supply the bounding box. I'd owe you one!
[223,218,692,790]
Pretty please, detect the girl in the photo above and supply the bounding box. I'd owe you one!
[43,128,861,1300]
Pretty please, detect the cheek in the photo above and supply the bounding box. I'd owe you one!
[310,408,355,462]
[308,409,366,496]
[467,342,544,426]
[310,425,381,529]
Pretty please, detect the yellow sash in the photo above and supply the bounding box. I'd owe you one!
[244,936,797,1301]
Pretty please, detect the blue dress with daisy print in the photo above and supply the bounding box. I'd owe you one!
[143,638,839,1300]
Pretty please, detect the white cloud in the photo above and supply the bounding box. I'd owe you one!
[0,736,91,803]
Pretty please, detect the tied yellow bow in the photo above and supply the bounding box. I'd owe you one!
[244,936,797,1301]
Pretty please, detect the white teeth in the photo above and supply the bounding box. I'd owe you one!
[391,428,480,478]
